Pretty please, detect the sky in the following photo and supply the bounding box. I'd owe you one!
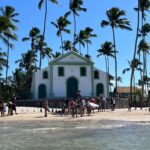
[1,0,150,87]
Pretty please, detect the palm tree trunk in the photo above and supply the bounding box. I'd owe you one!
[87,42,89,55]
[43,0,47,41]
[73,13,76,50]
[140,12,145,109]
[138,52,143,109]
[60,32,64,54]
[6,37,10,86]
[39,51,42,70]
[145,54,149,94]
[105,56,107,74]
[106,56,109,97]
[39,0,48,69]
[130,0,140,103]
[112,27,118,96]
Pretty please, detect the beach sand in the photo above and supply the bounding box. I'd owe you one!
[0,107,150,122]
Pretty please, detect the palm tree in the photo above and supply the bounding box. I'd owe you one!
[0,48,7,71]
[0,6,19,85]
[69,0,87,49]
[123,59,142,105]
[97,41,115,95]
[40,43,54,63]
[15,50,38,75]
[34,35,53,68]
[51,11,71,54]
[22,27,40,50]
[139,0,150,105]
[117,76,122,87]
[38,0,58,69]
[138,39,150,100]
[101,7,132,95]
[130,0,140,103]
[22,27,41,69]
[83,27,97,56]
[0,16,16,46]
[53,51,61,58]
[75,30,85,54]
[62,40,72,52]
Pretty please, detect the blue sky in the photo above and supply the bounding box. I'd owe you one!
[1,0,150,86]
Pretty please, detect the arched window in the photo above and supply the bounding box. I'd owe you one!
[94,71,99,79]
[38,84,47,99]
[43,71,48,79]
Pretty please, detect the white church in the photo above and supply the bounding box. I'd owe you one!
[31,51,109,99]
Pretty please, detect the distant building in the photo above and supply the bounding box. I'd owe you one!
[117,86,141,98]
[31,51,109,99]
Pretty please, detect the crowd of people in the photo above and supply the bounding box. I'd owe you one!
[0,98,17,117]
[42,91,116,118]
[0,91,116,118]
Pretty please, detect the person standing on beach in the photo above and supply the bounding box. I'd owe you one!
[0,99,5,117]
[101,95,106,112]
[7,101,13,116]
[43,99,50,117]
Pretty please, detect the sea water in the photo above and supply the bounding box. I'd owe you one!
[0,120,150,150]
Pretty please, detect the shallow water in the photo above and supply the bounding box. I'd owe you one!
[0,120,150,150]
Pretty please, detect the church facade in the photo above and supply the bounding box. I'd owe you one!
[31,51,109,99]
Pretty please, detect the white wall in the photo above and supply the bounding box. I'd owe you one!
[53,65,92,97]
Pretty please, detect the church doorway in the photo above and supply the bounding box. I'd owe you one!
[67,77,78,98]
[96,83,104,96]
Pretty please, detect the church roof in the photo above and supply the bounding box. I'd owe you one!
[50,51,94,65]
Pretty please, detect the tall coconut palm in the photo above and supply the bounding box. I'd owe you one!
[130,0,140,103]
[15,50,38,75]
[83,27,97,56]
[97,41,115,95]
[69,0,87,49]
[75,30,85,54]
[22,27,40,50]
[38,0,58,69]
[139,0,150,104]
[101,7,132,96]
[22,27,40,69]
[123,59,142,105]
[34,35,53,68]
[140,23,150,91]
[51,11,71,54]
[138,39,150,100]
[0,6,19,85]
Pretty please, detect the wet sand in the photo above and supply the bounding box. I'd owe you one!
[0,107,150,122]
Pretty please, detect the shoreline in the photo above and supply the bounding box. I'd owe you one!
[1,107,150,122]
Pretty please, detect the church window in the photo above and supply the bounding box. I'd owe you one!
[58,67,64,76]
[80,67,86,76]
[94,71,99,79]
[43,71,48,79]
